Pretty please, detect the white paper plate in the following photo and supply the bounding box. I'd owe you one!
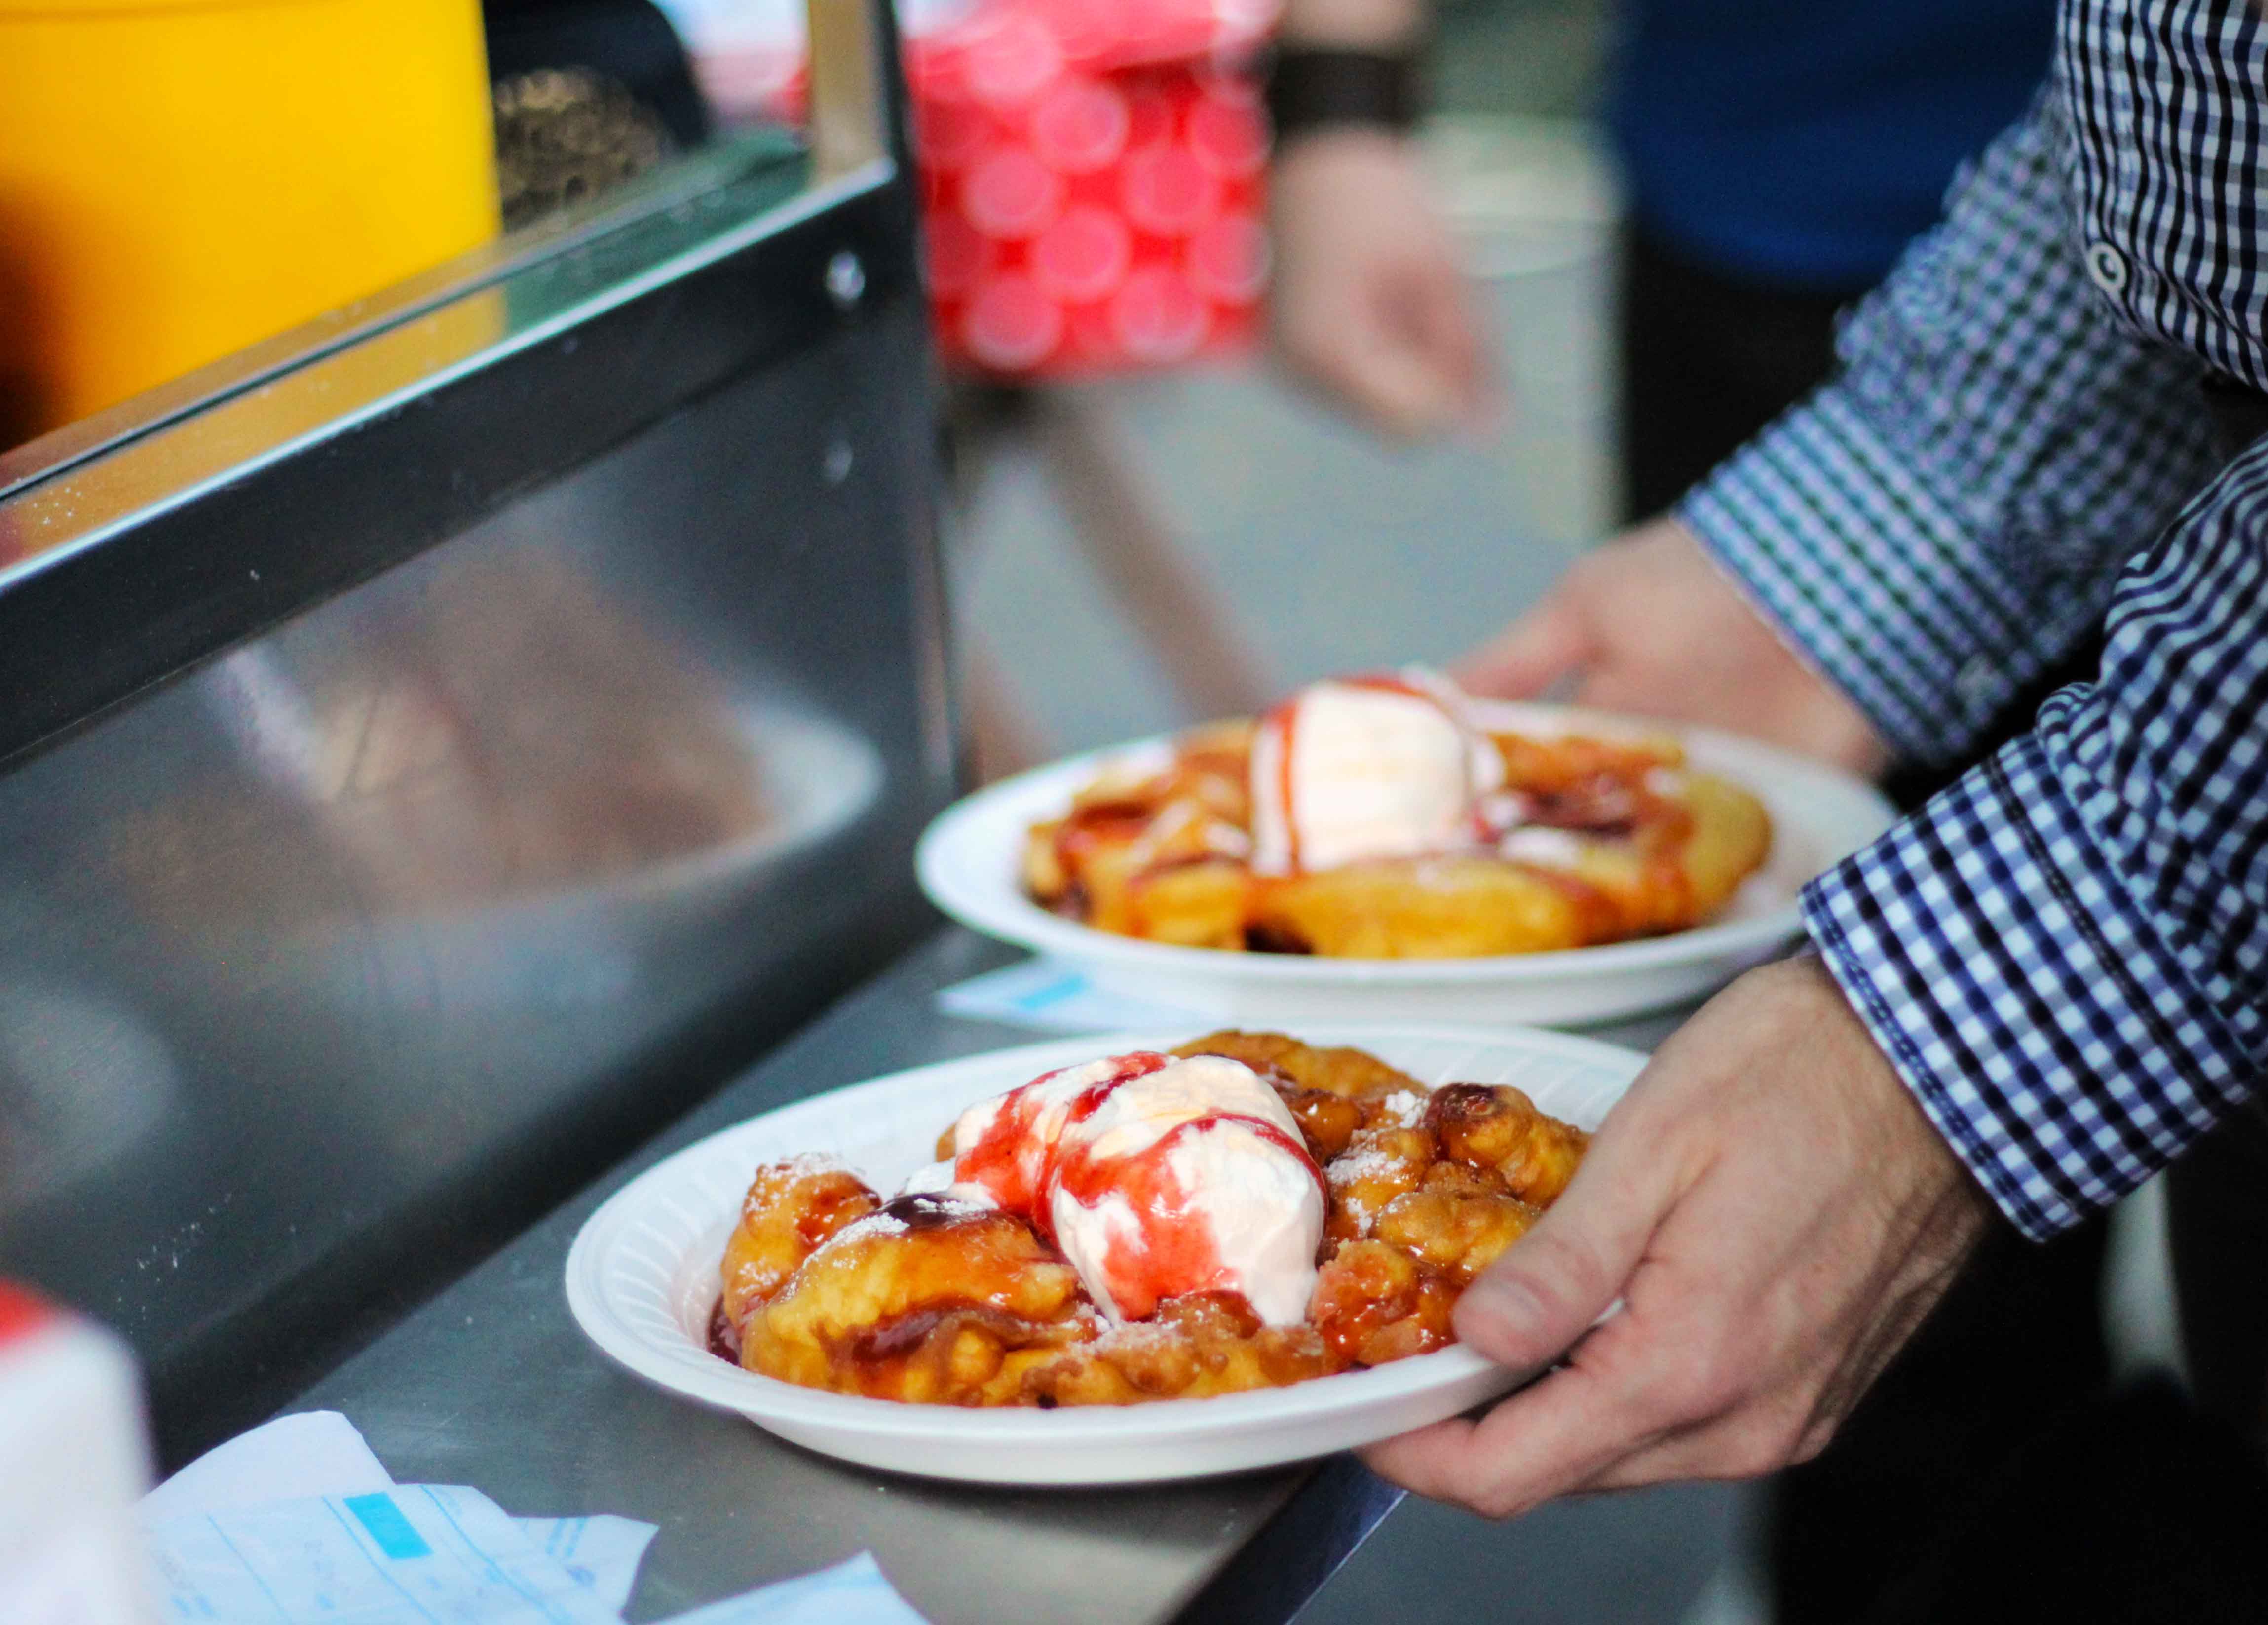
[916,704,1896,1027]
[563,1025,1645,1485]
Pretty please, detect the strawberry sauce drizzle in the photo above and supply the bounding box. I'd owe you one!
[953,1053,1326,1320]
[954,1051,1172,1234]
[1259,695,1303,873]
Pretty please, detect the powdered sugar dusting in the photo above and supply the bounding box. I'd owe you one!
[1325,1142,1406,1186]
[1373,1089,1428,1126]
[822,1196,993,1252]
[1088,1319,1182,1355]
[822,1210,909,1246]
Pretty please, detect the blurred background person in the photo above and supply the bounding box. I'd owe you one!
[1267,0,2054,517]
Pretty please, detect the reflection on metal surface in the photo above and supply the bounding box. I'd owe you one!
[0,979,176,1221]
[200,549,783,905]
[0,333,950,1453]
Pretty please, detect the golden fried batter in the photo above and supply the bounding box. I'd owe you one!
[1024,723,1257,950]
[1271,1083,1365,1162]
[740,1192,1095,1405]
[719,1158,879,1335]
[1324,1126,1435,1240]
[1424,1083,1589,1207]
[1020,1292,1342,1406]
[1254,857,1622,959]
[1310,1239,1458,1366]
[1172,1030,1420,1099]
[1420,1160,1507,1199]
[1371,1189,1538,1284]
[1495,729,1682,796]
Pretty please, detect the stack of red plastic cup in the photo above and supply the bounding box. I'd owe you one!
[908,0,1273,377]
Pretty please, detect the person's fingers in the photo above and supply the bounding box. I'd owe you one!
[1355,1120,1692,1515]
[1451,1126,1665,1373]
[1356,1413,1491,1507]
[1450,587,1593,699]
[1368,958,1990,1522]
[1343,276,1483,438]
[1359,1308,1688,1518]
[1569,1391,1821,1494]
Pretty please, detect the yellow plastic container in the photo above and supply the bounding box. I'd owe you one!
[0,0,499,442]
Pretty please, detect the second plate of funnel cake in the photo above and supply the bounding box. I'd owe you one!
[564,1024,1644,1484]
[918,673,1897,1025]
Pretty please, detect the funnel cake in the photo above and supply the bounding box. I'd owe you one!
[1021,676,1772,957]
[712,1032,1591,1407]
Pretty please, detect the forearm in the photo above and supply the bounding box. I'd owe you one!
[1276,0,1427,49]
[1680,93,2218,765]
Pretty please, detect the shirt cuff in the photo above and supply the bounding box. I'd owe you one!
[1678,387,2104,766]
[1799,731,2255,1239]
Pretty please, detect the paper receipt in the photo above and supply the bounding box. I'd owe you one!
[148,1483,625,1624]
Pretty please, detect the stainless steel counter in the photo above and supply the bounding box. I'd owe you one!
[288,929,1685,1625]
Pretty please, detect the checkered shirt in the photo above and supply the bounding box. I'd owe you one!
[1678,0,2268,1238]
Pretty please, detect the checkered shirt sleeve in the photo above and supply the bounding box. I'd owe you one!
[1806,450,2268,1237]
[1672,89,2268,1238]
[1680,95,2218,769]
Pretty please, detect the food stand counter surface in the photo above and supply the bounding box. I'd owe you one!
[292,929,1685,1625]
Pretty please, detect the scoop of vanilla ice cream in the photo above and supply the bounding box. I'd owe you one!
[1062,1053,1295,1161]
[924,1052,1327,1326]
[1250,674,1506,875]
[1045,1054,1324,1325]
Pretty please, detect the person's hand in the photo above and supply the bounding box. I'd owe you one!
[1453,517,1892,775]
[1268,129,1488,438]
[1364,954,1992,1517]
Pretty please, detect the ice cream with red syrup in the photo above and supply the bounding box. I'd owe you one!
[902,1051,1326,1325]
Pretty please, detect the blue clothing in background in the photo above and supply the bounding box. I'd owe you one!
[1606,0,2056,291]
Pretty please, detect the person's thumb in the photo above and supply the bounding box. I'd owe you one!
[1450,592,1591,698]
[1452,1148,1658,1373]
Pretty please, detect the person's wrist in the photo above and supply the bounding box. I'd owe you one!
[1274,0,1427,51]
[1777,953,1986,1214]
[1264,43,1427,151]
